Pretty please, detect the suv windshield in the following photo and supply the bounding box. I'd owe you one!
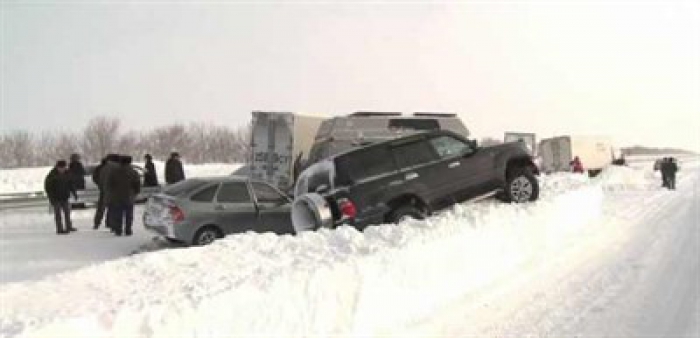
[163,179,206,196]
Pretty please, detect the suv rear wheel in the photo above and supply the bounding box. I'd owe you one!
[504,168,539,203]
[388,205,426,224]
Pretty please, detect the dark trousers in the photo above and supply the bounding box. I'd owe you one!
[668,174,676,190]
[109,203,134,235]
[52,200,72,233]
[94,191,106,227]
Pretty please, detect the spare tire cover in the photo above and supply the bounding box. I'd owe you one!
[292,193,333,233]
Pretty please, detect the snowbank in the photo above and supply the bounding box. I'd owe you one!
[0,163,241,194]
[1,173,605,338]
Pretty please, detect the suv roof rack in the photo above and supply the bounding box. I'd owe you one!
[413,112,457,118]
[350,111,402,117]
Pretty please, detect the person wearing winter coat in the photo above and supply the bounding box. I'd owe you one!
[69,153,86,190]
[165,152,185,184]
[143,154,159,187]
[666,157,680,190]
[99,154,122,232]
[570,156,584,174]
[107,155,141,236]
[92,157,108,229]
[44,160,77,234]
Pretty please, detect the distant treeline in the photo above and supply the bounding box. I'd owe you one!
[622,146,697,156]
[0,116,250,169]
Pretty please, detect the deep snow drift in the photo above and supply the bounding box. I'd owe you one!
[1,158,698,337]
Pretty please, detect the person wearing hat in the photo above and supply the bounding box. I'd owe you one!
[143,154,159,187]
[68,153,86,191]
[165,152,185,184]
[44,160,78,234]
[107,155,141,236]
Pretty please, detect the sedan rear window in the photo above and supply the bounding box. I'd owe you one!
[190,184,219,202]
[163,179,206,196]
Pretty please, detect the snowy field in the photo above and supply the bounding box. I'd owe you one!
[0,156,698,337]
[0,162,241,194]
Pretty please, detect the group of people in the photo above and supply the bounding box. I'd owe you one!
[657,157,680,190]
[44,152,186,236]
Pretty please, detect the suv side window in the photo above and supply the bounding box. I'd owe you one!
[388,119,439,131]
[216,182,251,203]
[251,182,288,204]
[391,140,437,169]
[191,184,219,202]
[336,146,395,183]
[429,135,473,159]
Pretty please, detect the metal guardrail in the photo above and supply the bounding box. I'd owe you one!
[0,187,162,211]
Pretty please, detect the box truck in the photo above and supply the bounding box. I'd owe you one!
[538,135,613,176]
[249,111,327,191]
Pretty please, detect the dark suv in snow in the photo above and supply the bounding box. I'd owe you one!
[292,130,539,232]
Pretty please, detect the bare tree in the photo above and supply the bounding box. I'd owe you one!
[1,131,35,168]
[35,131,80,165]
[0,115,254,168]
[82,116,121,162]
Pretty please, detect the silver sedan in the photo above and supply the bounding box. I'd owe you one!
[143,176,293,245]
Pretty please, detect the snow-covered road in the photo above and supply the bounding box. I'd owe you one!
[408,160,700,337]
[0,158,698,337]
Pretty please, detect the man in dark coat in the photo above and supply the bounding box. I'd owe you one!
[107,155,141,236]
[44,160,77,234]
[667,157,679,190]
[100,154,122,232]
[165,152,185,184]
[92,157,108,229]
[143,154,159,187]
[69,153,86,190]
[660,157,671,189]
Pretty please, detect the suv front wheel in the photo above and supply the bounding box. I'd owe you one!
[504,169,539,203]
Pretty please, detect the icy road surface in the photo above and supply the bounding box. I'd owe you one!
[0,158,698,337]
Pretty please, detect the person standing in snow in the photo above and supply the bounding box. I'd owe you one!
[107,155,141,236]
[68,153,86,190]
[165,152,185,185]
[667,157,679,190]
[570,156,584,174]
[100,154,122,232]
[44,160,78,235]
[660,157,671,189]
[143,154,159,187]
[92,157,108,229]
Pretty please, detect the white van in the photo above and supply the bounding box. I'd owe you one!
[538,135,614,176]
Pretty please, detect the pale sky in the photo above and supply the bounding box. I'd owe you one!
[1,0,699,151]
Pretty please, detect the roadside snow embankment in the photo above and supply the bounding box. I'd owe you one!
[0,163,241,194]
[1,172,608,337]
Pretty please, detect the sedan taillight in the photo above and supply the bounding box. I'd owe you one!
[170,206,185,222]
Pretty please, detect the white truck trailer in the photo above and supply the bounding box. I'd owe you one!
[538,135,614,176]
[504,132,536,155]
[249,111,326,191]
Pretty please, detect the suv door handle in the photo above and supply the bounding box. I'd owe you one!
[405,172,419,180]
[215,205,225,211]
[389,180,404,186]
[448,161,460,168]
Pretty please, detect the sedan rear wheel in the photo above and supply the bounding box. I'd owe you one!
[193,226,222,246]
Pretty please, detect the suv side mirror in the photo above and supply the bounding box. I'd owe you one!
[469,139,478,149]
